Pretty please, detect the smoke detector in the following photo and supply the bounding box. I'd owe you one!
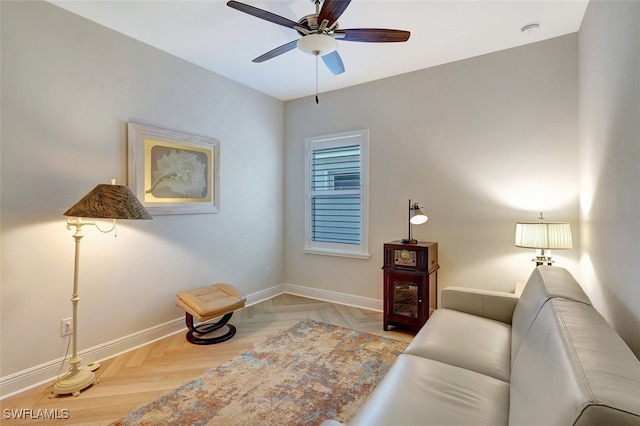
[521,22,541,35]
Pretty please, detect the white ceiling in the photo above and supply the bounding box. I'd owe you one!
[49,0,589,101]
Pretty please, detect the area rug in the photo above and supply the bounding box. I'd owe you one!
[113,319,407,426]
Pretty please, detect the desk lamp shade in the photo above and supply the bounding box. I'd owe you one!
[410,206,428,225]
[401,199,428,244]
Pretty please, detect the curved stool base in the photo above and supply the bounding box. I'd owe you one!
[185,312,236,345]
[175,283,246,345]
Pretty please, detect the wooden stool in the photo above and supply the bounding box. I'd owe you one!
[175,283,246,345]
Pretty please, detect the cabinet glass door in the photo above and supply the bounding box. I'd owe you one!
[392,281,418,318]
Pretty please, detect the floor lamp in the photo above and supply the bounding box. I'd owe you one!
[51,180,151,397]
[515,212,572,266]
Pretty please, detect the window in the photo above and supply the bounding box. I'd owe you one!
[305,129,369,258]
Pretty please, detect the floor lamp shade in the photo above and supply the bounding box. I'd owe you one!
[63,183,152,220]
[515,221,572,266]
[52,182,151,398]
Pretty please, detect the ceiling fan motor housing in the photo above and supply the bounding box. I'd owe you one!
[297,14,318,34]
[296,13,339,35]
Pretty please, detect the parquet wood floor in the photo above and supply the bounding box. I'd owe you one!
[1,294,415,425]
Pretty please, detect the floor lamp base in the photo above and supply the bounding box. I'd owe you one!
[50,368,98,398]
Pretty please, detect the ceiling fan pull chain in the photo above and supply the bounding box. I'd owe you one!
[315,53,319,104]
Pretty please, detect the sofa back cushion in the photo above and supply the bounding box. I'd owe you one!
[511,266,591,365]
[509,299,640,425]
[404,309,512,382]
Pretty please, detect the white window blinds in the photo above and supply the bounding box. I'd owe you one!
[311,144,361,244]
[305,130,369,258]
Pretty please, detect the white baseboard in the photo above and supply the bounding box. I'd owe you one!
[0,317,186,400]
[282,283,383,312]
[0,284,380,399]
[245,284,284,307]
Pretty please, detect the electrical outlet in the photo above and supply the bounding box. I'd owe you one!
[61,318,73,337]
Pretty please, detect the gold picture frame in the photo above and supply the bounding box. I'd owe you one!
[127,122,220,215]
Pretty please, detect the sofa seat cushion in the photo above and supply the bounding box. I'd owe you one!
[510,299,640,426]
[349,354,510,426]
[404,308,512,382]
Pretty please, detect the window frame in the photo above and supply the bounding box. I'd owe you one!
[304,129,370,259]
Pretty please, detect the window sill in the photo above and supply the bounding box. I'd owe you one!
[304,248,371,260]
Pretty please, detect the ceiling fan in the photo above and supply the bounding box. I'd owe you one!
[226,0,411,76]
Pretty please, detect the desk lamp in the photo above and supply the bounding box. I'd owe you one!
[401,199,428,244]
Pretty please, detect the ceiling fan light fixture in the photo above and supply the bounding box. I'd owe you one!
[297,34,337,56]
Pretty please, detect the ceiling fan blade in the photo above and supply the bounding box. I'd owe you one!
[322,51,345,75]
[318,0,352,27]
[227,1,298,29]
[252,40,299,63]
[334,28,411,43]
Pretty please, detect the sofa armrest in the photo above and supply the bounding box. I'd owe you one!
[440,287,519,324]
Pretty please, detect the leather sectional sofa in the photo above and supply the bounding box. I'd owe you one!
[325,266,640,425]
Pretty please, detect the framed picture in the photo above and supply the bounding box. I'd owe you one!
[127,122,220,215]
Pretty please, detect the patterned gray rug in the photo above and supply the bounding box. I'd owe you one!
[113,319,407,425]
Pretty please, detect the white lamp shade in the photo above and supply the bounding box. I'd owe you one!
[410,207,428,225]
[297,34,338,56]
[515,222,572,249]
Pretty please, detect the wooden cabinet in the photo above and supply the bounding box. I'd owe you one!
[382,241,439,331]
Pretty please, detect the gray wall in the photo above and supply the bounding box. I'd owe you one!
[579,0,640,357]
[284,35,580,302]
[3,0,639,393]
[1,1,284,377]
